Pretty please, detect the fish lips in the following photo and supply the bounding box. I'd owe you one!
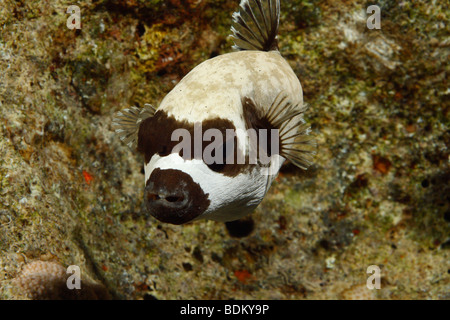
[144,168,210,225]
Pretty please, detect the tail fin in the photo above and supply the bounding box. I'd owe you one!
[230,0,280,51]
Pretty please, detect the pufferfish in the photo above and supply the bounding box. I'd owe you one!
[112,0,316,225]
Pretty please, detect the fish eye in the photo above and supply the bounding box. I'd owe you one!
[159,145,170,157]
[207,162,226,173]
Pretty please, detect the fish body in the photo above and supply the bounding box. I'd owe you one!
[160,50,302,124]
[113,0,316,225]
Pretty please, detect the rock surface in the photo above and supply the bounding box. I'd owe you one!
[0,0,448,299]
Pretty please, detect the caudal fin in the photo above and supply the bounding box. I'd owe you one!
[230,0,280,51]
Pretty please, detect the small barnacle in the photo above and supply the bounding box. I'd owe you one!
[11,260,110,300]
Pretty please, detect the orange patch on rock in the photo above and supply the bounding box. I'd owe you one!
[82,170,94,185]
[234,270,252,284]
[372,155,392,175]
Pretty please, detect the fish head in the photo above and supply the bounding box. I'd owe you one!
[139,111,283,224]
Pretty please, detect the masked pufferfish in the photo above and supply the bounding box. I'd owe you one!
[112,0,316,225]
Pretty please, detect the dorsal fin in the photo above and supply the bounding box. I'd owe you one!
[230,0,280,51]
[112,104,156,149]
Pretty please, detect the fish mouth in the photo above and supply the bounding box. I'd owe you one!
[146,192,188,207]
[144,168,210,225]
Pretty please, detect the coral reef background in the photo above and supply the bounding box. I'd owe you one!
[0,0,448,299]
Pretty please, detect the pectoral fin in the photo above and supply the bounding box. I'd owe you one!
[112,104,156,149]
[242,92,316,170]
